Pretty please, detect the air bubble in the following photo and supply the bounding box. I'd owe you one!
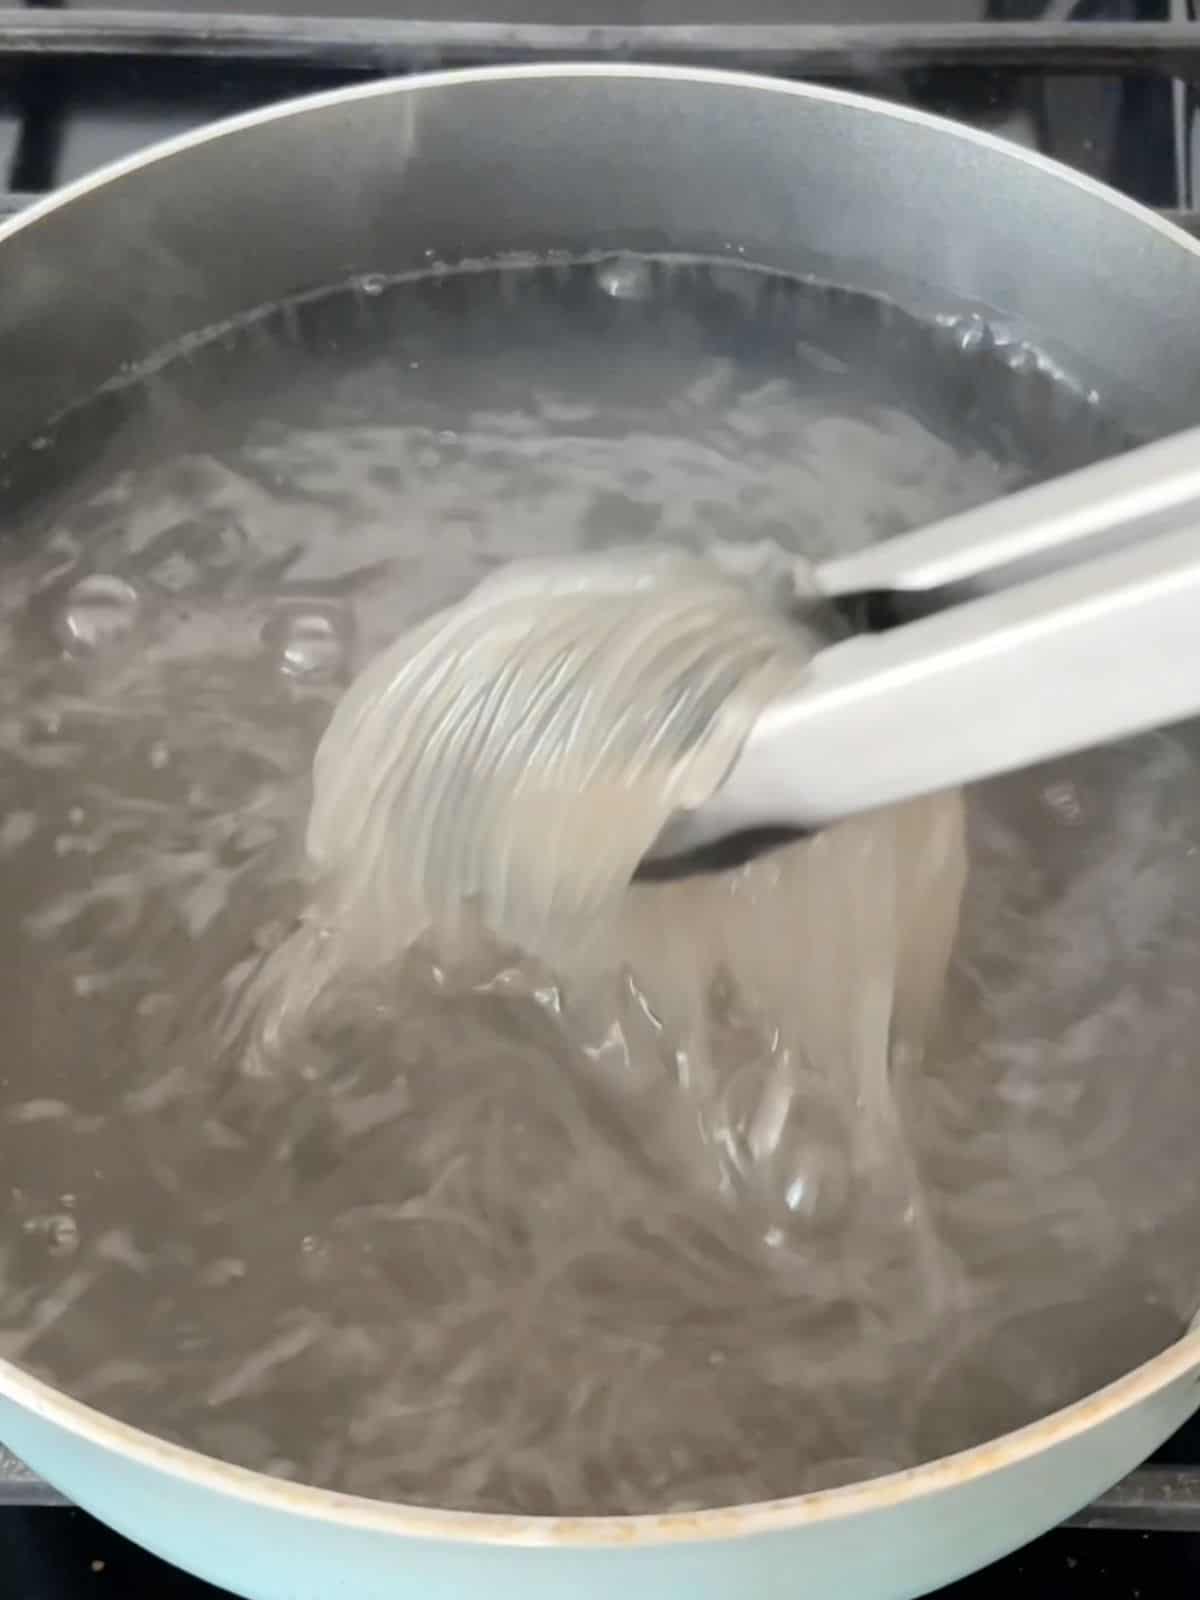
[263,605,353,682]
[1000,342,1039,376]
[55,575,140,654]
[781,1137,852,1231]
[1042,780,1086,826]
[25,1212,80,1257]
[934,312,992,357]
[954,313,991,355]
[595,255,654,302]
[201,1257,247,1288]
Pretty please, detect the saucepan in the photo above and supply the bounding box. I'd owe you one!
[1,63,1199,1600]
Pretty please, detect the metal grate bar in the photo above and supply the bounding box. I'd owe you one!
[1067,1467,1200,1532]
[0,15,1195,76]
[0,1446,67,1506]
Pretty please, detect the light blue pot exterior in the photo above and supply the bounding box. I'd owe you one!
[3,64,1200,1600]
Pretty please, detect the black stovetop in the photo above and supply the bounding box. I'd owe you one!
[7,1506,1200,1600]
[3,1,1200,1595]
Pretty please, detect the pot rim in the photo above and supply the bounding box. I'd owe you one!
[4,1316,1198,1547]
[2,60,1198,1550]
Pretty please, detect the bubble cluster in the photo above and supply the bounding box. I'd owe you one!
[55,575,140,654]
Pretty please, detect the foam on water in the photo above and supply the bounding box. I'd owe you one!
[0,259,1197,1515]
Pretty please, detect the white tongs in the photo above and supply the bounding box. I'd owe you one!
[650,423,1200,864]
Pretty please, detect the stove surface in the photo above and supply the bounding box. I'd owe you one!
[5,1506,1200,1599]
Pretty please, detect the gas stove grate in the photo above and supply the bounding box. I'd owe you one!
[1,14,1199,228]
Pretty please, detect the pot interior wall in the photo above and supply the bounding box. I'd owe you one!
[0,69,1199,452]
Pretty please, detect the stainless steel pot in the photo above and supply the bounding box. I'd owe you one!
[1,63,1199,1600]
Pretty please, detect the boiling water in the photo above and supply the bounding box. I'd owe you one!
[1,260,1199,1514]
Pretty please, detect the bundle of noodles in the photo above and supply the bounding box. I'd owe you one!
[288,544,965,1259]
[305,546,816,970]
